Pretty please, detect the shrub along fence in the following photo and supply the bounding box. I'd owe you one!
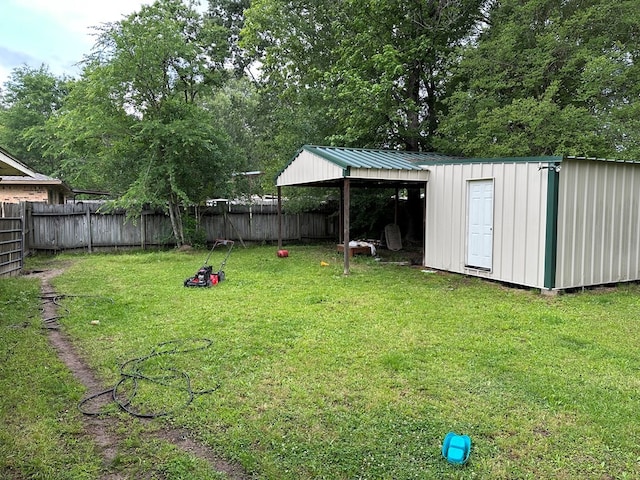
[0,201,337,275]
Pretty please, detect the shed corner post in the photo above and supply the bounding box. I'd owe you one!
[543,165,560,290]
[343,178,350,275]
[423,181,428,267]
[277,186,283,249]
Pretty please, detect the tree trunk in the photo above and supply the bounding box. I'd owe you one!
[167,198,185,247]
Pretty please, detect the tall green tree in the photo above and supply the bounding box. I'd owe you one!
[0,65,69,174]
[242,0,489,242]
[51,0,236,245]
[208,0,252,76]
[436,0,640,158]
[324,0,485,151]
[242,0,484,151]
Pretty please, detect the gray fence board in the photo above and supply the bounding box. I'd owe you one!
[11,202,334,253]
[0,201,336,276]
[0,203,25,277]
[0,217,23,277]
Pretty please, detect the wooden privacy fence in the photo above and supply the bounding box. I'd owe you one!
[9,202,335,254]
[0,203,23,277]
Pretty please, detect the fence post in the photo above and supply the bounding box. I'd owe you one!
[85,204,93,253]
[20,201,27,259]
[141,212,146,250]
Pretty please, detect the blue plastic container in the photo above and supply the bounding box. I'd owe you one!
[442,432,471,465]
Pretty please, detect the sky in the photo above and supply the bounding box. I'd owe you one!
[0,0,154,86]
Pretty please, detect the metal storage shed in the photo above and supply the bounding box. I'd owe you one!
[419,154,640,292]
[276,146,640,292]
[276,145,442,273]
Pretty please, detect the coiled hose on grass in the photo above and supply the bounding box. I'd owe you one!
[78,338,218,418]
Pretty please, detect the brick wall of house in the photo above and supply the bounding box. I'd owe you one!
[0,185,49,203]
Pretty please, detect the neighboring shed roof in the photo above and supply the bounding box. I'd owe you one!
[276,145,461,187]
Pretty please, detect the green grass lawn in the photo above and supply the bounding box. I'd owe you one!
[2,245,640,479]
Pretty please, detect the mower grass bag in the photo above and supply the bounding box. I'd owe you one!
[184,239,233,288]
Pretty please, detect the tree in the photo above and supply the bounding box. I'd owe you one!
[327,0,487,151]
[435,0,640,158]
[0,65,69,175]
[242,0,485,151]
[240,0,488,242]
[208,0,252,76]
[51,0,237,245]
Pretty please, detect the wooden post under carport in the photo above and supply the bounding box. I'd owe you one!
[277,181,351,274]
[343,178,350,275]
[394,187,399,224]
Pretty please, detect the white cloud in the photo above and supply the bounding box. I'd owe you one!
[15,0,152,31]
[0,1,209,87]
[0,0,153,85]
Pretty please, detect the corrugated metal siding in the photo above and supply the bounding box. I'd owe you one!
[277,150,345,186]
[277,146,434,186]
[349,167,429,182]
[556,159,640,289]
[424,161,548,288]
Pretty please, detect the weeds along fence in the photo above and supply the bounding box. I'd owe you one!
[0,201,336,271]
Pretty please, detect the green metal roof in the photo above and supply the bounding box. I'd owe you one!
[293,146,568,170]
[301,145,461,170]
[276,146,640,187]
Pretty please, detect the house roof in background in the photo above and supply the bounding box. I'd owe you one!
[0,146,72,196]
[0,174,66,185]
[0,146,37,176]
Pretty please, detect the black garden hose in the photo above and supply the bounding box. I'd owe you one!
[78,338,218,418]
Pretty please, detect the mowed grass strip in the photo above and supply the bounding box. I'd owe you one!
[0,276,101,479]
[8,245,640,479]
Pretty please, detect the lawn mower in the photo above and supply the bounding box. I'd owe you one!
[184,239,234,287]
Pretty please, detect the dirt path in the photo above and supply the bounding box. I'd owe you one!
[27,267,251,480]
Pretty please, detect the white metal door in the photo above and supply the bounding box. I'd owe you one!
[467,179,494,269]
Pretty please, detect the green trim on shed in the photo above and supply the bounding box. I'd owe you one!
[415,155,564,167]
[543,165,561,289]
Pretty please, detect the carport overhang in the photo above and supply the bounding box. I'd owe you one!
[275,146,432,274]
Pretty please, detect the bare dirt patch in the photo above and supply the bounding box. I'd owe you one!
[25,267,251,480]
